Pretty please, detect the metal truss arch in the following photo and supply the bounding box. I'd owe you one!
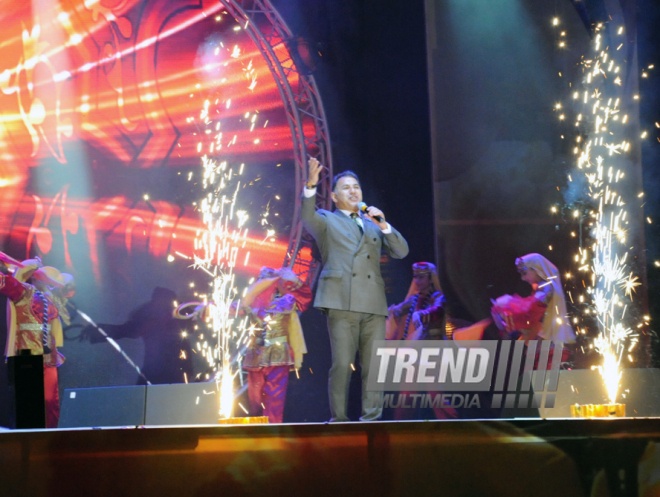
[219,0,332,284]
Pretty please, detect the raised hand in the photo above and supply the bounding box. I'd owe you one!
[307,157,323,187]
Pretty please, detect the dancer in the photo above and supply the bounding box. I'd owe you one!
[302,158,409,421]
[386,262,446,341]
[0,255,74,428]
[386,261,457,420]
[491,253,575,366]
[239,267,312,423]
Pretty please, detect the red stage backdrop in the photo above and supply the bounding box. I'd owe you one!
[0,0,300,281]
[0,0,306,387]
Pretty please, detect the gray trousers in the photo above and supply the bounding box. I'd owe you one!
[327,309,385,422]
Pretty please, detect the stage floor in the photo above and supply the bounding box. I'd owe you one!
[2,418,660,497]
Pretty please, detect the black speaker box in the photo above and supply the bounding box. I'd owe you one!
[59,383,221,428]
[7,354,45,429]
[59,386,146,428]
[144,383,220,425]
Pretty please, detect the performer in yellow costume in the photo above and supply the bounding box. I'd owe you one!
[1,254,75,427]
[239,267,312,423]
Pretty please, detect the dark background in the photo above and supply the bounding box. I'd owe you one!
[638,0,660,364]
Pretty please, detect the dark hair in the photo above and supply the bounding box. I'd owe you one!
[332,170,360,192]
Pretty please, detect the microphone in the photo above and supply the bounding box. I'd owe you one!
[357,202,383,223]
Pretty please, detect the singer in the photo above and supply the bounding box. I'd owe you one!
[302,158,409,421]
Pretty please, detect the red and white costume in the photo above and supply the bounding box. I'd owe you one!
[1,260,66,428]
[491,253,576,368]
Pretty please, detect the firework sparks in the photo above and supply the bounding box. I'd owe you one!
[187,22,275,419]
[564,23,644,404]
[622,273,641,298]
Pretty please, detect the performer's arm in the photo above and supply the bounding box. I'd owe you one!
[533,282,554,307]
[415,292,446,325]
[0,266,27,302]
[357,203,409,259]
[271,294,298,314]
[411,293,445,333]
[388,295,415,317]
[275,267,313,312]
[291,283,313,313]
[491,292,548,340]
[520,285,552,339]
[301,158,328,239]
[306,157,323,192]
[381,226,409,259]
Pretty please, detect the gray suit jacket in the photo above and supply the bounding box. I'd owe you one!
[301,194,409,316]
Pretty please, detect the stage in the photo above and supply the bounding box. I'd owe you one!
[1,0,659,496]
[1,418,660,497]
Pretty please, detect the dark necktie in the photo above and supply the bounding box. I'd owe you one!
[350,212,363,234]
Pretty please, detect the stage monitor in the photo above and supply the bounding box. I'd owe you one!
[144,383,220,426]
[59,386,146,428]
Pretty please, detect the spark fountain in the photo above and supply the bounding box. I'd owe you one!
[564,21,645,416]
[194,155,248,420]
[183,25,275,423]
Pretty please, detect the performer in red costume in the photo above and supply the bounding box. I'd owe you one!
[0,255,75,428]
[239,267,312,423]
[491,253,575,368]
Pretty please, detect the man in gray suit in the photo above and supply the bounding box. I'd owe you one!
[302,158,409,421]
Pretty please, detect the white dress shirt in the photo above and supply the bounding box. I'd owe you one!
[304,186,392,233]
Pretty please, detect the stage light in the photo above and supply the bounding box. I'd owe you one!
[286,36,321,75]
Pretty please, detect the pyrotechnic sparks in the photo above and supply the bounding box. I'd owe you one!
[185,21,276,419]
[563,23,643,404]
[622,273,641,297]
